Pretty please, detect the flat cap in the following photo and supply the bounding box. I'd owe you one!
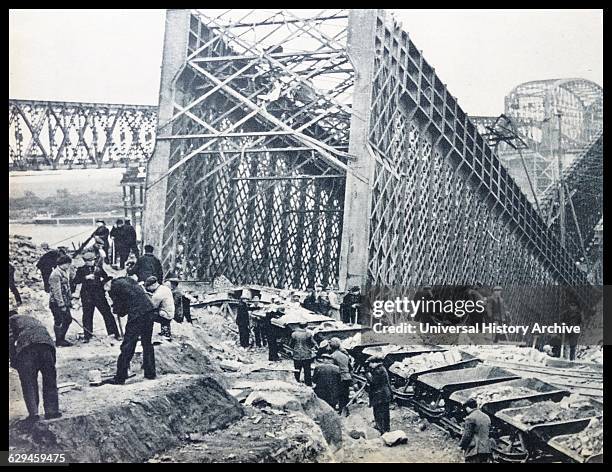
[144,276,158,287]
[82,252,97,261]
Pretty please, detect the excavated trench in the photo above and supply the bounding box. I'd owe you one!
[8,310,342,463]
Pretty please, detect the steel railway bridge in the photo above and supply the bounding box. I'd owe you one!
[9,10,603,320]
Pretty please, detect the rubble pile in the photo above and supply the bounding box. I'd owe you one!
[469,385,535,405]
[507,397,601,426]
[9,234,45,288]
[460,345,549,365]
[576,346,603,364]
[554,417,603,458]
[389,349,463,378]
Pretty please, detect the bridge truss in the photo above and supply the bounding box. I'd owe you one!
[142,9,596,321]
[8,99,157,170]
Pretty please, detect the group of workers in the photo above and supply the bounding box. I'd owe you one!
[8,219,194,425]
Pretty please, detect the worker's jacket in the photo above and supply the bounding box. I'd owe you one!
[36,250,60,277]
[109,276,156,323]
[9,314,55,369]
[459,409,492,457]
[330,348,353,381]
[486,296,506,323]
[313,362,341,405]
[110,225,130,250]
[290,328,317,360]
[48,266,73,310]
[367,365,392,406]
[149,284,175,320]
[73,265,111,301]
[127,253,163,283]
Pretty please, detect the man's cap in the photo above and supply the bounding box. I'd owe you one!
[493,286,502,291]
[144,276,158,287]
[166,273,179,283]
[116,219,124,224]
[57,255,72,265]
[329,337,341,349]
[41,242,50,249]
[319,353,333,360]
[422,285,432,290]
[82,252,96,261]
[319,339,330,350]
[315,283,323,289]
[96,219,105,224]
[350,286,360,292]
[298,321,308,327]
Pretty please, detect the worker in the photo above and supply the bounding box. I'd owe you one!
[127,245,163,283]
[235,295,254,348]
[124,219,139,259]
[36,244,66,293]
[561,300,583,361]
[459,398,492,463]
[317,293,331,316]
[9,261,22,305]
[48,255,74,347]
[486,286,508,342]
[91,239,107,269]
[263,306,283,361]
[312,353,341,410]
[110,219,131,269]
[9,305,61,422]
[340,286,361,324]
[72,251,120,342]
[326,285,341,321]
[144,276,175,339]
[289,321,317,386]
[302,285,320,312]
[329,337,353,416]
[106,276,158,384]
[366,355,392,434]
[166,275,184,323]
[93,220,110,264]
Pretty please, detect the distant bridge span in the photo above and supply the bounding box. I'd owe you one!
[9,99,157,170]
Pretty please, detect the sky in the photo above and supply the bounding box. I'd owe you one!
[8,9,603,117]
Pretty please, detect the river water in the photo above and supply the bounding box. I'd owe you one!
[9,223,95,248]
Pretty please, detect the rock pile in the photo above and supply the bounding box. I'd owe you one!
[9,234,45,294]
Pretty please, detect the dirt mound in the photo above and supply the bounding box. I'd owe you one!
[9,375,244,463]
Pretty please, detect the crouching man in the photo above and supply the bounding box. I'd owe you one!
[459,398,492,463]
[105,276,158,384]
[9,306,61,422]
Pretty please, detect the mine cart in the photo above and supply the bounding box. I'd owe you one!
[411,366,519,419]
[543,417,603,463]
[311,321,368,344]
[389,350,481,402]
[493,397,603,462]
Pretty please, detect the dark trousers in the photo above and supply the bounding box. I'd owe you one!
[267,334,279,361]
[373,402,390,433]
[152,314,172,337]
[82,294,119,339]
[9,276,22,304]
[116,314,155,381]
[294,359,312,386]
[41,271,52,293]
[238,323,250,347]
[254,323,267,347]
[115,246,131,269]
[465,453,492,463]
[130,243,140,260]
[49,302,72,344]
[338,379,351,412]
[16,344,59,417]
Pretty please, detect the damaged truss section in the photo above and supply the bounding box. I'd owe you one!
[144,9,355,287]
[145,9,595,319]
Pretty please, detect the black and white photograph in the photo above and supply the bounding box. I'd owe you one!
[8,9,604,464]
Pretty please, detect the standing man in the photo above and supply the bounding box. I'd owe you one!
[366,355,393,434]
[127,245,163,283]
[312,353,341,410]
[486,286,509,342]
[263,306,283,361]
[106,276,158,384]
[72,252,120,342]
[341,286,362,325]
[329,337,353,416]
[110,219,130,269]
[124,219,139,259]
[235,297,252,348]
[290,321,317,386]
[36,244,66,293]
[93,220,110,264]
[144,276,175,339]
[48,255,74,347]
[9,261,22,305]
[459,398,492,463]
[166,275,184,323]
[561,300,584,361]
[326,286,341,321]
[9,306,61,422]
